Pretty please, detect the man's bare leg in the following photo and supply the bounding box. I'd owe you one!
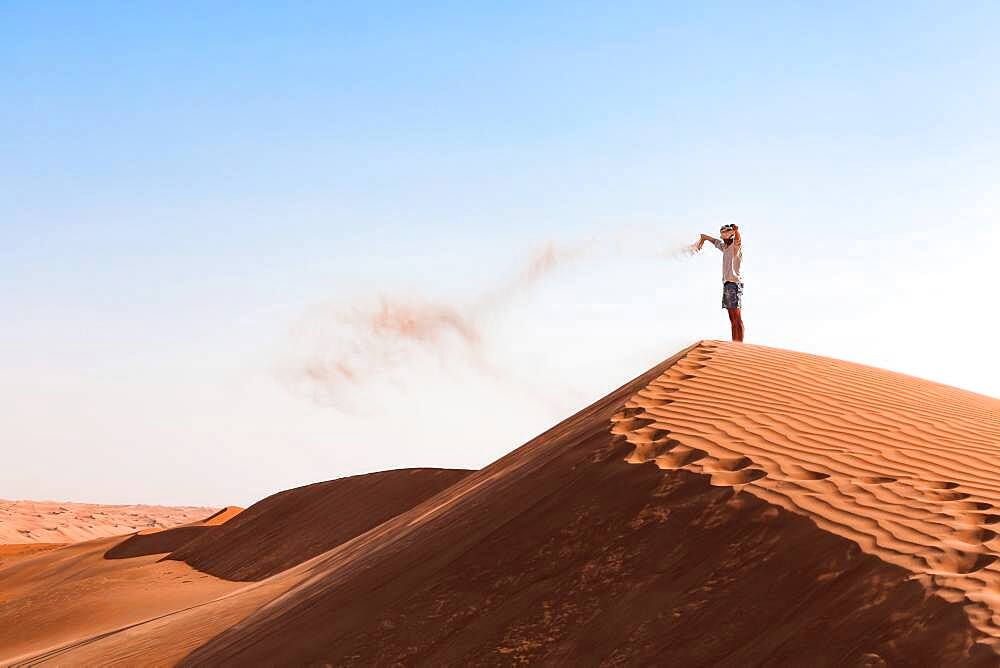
[727,308,745,342]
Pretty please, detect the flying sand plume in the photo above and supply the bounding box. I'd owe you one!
[280,235,695,407]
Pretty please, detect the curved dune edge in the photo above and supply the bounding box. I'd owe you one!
[103,507,244,560]
[613,340,1000,650]
[165,469,473,581]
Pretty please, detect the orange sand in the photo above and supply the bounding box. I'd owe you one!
[614,341,1000,646]
[0,544,64,570]
[0,525,242,661]
[0,500,219,544]
[3,342,1000,665]
[166,468,472,581]
[0,471,469,664]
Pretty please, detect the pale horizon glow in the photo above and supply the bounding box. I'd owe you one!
[3,3,999,507]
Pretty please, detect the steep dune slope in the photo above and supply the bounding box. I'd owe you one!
[12,351,691,666]
[180,342,996,666]
[166,468,473,581]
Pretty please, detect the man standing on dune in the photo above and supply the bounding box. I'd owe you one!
[694,224,744,342]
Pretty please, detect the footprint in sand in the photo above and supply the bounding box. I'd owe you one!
[781,465,831,481]
[611,416,656,436]
[918,481,961,490]
[655,446,708,469]
[715,456,754,472]
[953,528,999,545]
[855,476,898,485]
[947,500,993,512]
[709,469,767,486]
[929,490,972,502]
[927,549,999,575]
[625,439,681,464]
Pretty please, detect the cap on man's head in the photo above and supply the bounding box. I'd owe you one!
[720,224,735,232]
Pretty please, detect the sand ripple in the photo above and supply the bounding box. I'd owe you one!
[613,340,1000,646]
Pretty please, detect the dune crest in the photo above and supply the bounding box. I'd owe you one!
[165,468,472,581]
[614,340,1000,646]
[102,506,244,560]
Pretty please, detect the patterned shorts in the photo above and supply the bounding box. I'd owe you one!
[722,281,743,310]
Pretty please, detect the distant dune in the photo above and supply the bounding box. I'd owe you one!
[103,506,244,560]
[0,500,219,544]
[4,341,1000,665]
[166,468,472,581]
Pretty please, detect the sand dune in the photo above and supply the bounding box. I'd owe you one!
[173,342,996,666]
[0,533,244,661]
[166,468,472,581]
[6,341,1000,665]
[103,507,243,560]
[0,499,219,544]
[0,471,470,664]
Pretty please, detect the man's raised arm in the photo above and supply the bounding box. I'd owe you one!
[694,233,720,251]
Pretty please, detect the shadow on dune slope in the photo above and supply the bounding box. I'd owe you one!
[165,468,473,581]
[105,526,211,560]
[103,507,243,560]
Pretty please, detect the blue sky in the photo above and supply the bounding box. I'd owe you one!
[3,3,999,505]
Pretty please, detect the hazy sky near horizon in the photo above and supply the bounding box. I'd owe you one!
[4,3,999,506]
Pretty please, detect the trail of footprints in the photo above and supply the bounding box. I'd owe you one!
[611,341,1000,646]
